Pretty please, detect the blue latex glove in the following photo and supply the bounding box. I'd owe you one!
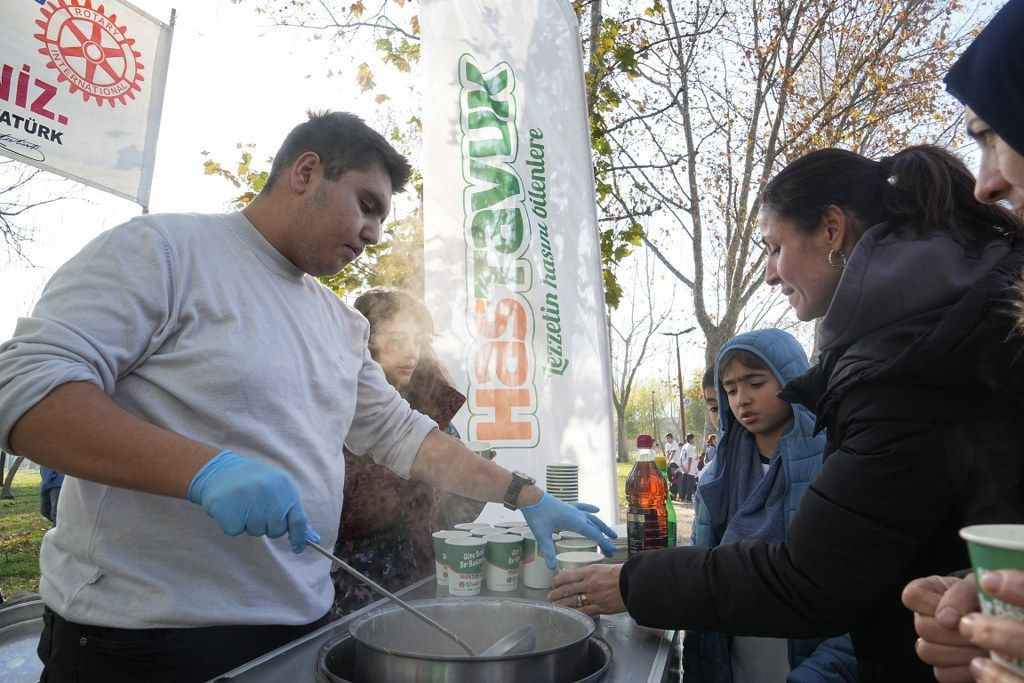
[187,450,320,554]
[521,492,617,569]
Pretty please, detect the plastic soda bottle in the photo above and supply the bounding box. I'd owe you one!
[626,434,668,556]
[654,454,677,548]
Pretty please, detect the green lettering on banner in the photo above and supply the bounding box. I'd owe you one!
[525,127,568,376]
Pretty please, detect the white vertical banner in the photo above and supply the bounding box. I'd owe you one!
[421,0,618,523]
[0,0,173,205]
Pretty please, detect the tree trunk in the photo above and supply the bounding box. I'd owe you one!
[0,455,25,499]
[615,405,629,462]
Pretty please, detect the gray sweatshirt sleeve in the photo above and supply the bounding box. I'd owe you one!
[343,344,438,479]
[344,342,440,481]
[0,220,177,453]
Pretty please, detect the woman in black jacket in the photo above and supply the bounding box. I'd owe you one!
[549,145,1024,681]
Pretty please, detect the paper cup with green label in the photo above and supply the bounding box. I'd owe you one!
[959,525,1024,675]
[465,440,495,461]
[483,533,524,592]
[520,530,556,589]
[431,530,471,586]
[494,519,525,529]
[556,538,598,554]
[556,551,606,573]
[446,536,486,596]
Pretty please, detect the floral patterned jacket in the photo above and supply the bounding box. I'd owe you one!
[330,385,486,618]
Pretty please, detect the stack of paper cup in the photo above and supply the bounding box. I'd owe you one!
[431,530,471,586]
[546,463,579,503]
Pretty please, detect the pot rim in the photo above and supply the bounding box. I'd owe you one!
[348,597,595,662]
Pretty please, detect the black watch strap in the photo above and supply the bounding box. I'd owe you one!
[503,470,536,510]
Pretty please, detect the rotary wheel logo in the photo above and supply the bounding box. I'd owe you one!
[34,0,146,108]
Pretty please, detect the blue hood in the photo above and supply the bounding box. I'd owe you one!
[696,328,824,548]
[713,328,814,444]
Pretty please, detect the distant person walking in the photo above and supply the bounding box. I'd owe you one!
[680,434,698,502]
[39,465,64,527]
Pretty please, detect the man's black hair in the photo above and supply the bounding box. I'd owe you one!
[702,366,716,390]
[264,111,412,194]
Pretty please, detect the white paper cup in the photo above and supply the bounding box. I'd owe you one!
[494,520,526,529]
[465,440,495,460]
[556,551,605,573]
[453,522,491,531]
[959,525,1024,675]
[558,531,586,539]
[520,530,556,589]
[483,533,524,592]
[431,530,471,586]
[445,536,486,596]
[508,526,533,537]
[556,538,598,554]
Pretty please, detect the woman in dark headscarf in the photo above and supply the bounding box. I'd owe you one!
[904,2,1024,681]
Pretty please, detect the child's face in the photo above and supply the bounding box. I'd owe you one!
[703,384,720,433]
[719,360,791,437]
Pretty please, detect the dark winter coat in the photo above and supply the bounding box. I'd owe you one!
[619,223,1024,682]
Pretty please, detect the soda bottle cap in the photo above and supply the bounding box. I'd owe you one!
[636,434,654,448]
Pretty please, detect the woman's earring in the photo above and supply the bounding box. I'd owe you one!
[827,249,847,269]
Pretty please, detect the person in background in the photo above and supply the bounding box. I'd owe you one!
[682,329,856,682]
[38,465,64,527]
[902,3,1024,681]
[699,434,717,473]
[668,461,684,501]
[331,288,486,617]
[700,366,721,473]
[665,433,681,469]
[680,433,698,502]
[549,142,1024,681]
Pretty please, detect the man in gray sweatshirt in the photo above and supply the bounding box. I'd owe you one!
[0,111,615,681]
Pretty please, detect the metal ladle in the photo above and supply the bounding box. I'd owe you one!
[306,540,479,656]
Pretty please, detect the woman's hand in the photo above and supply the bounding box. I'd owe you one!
[902,574,984,682]
[547,563,626,617]
[960,570,1024,683]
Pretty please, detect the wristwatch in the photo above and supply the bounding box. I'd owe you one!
[503,470,536,510]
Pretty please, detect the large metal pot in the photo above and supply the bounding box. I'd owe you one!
[347,597,595,682]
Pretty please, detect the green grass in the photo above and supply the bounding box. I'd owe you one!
[0,468,48,597]
[616,461,631,519]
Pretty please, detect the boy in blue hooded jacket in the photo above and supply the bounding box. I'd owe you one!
[686,329,857,682]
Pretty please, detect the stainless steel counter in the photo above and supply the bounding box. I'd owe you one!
[215,575,676,682]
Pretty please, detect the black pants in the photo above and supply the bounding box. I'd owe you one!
[38,606,330,682]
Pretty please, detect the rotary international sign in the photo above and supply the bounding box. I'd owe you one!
[0,0,173,205]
